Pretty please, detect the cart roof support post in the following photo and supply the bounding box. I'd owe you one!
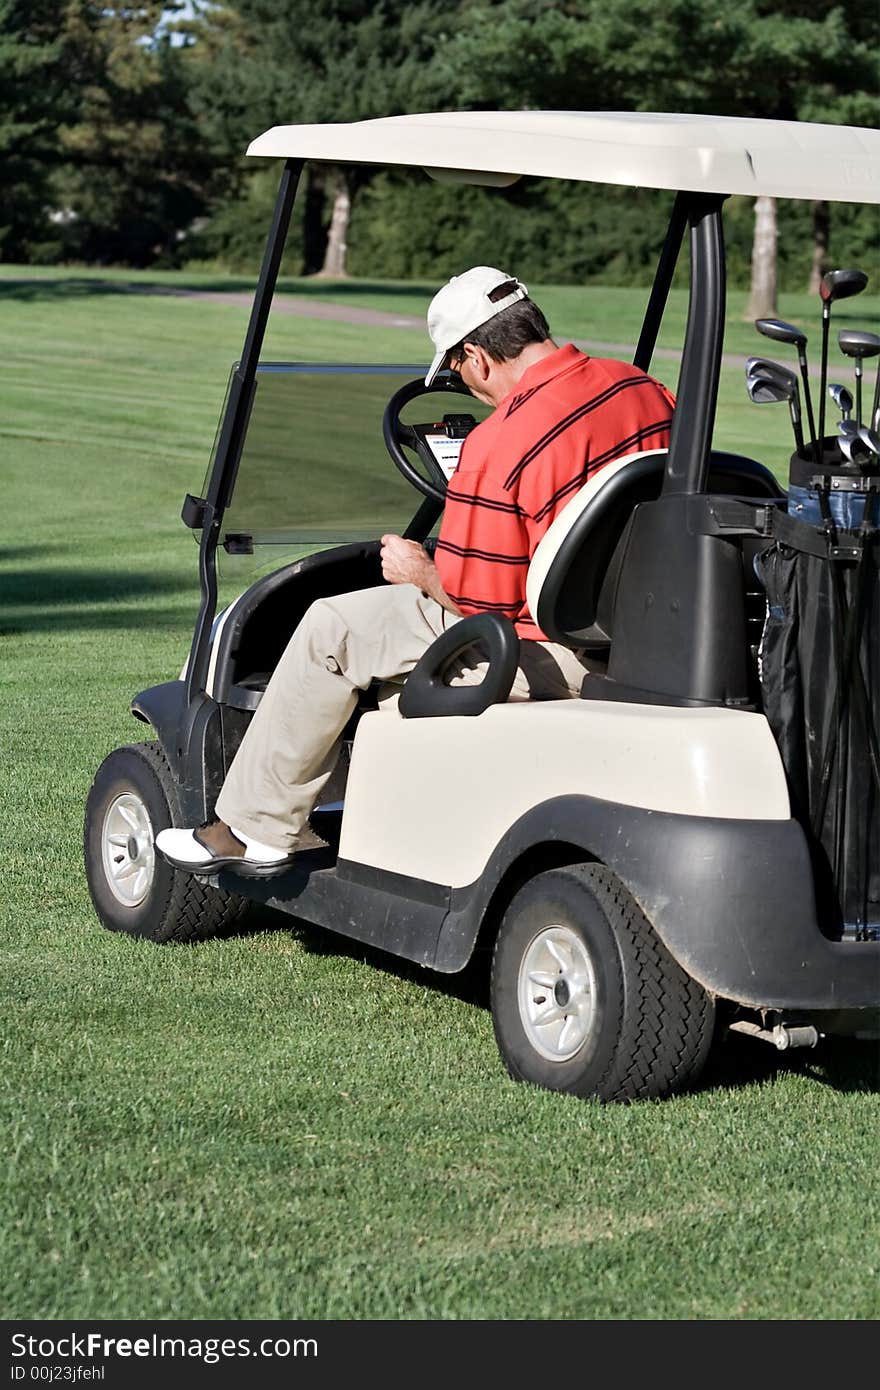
[185,159,304,706]
[664,193,727,497]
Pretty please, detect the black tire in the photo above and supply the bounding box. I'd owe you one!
[84,741,251,944]
[491,863,715,1102]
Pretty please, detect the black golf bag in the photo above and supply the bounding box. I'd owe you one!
[757,454,879,940]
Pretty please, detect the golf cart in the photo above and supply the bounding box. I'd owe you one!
[84,112,880,1101]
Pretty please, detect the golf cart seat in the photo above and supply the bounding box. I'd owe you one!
[527,447,784,651]
[400,447,784,718]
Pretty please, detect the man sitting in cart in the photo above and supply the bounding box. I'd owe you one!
[157,266,676,876]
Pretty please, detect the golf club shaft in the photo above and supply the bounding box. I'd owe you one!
[819,307,830,450]
[873,362,880,433]
[798,350,819,463]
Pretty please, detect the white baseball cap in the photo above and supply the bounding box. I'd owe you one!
[425,266,528,386]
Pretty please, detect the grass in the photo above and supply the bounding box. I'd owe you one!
[2,268,879,1322]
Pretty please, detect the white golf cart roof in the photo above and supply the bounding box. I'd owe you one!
[247,110,880,204]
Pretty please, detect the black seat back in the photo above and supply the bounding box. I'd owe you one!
[529,449,784,650]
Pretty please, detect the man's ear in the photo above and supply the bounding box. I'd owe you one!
[466,343,493,382]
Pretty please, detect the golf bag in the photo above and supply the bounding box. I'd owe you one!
[757,475,880,940]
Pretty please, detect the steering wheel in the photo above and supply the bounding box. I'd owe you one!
[382,374,478,505]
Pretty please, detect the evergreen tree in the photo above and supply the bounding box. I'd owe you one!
[55,3,213,265]
[0,1,71,259]
[184,0,455,274]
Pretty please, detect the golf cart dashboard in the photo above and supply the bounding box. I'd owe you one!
[422,414,479,479]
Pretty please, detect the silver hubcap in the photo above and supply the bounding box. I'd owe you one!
[101,793,156,908]
[517,925,597,1062]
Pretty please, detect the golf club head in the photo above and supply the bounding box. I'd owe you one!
[746,368,804,453]
[745,358,799,395]
[828,383,853,419]
[746,366,799,405]
[839,431,876,467]
[755,317,807,349]
[746,356,797,384]
[858,424,880,459]
[838,329,880,361]
[820,268,869,304]
[747,377,790,405]
[838,419,858,438]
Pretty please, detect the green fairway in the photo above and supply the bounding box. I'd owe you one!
[2,269,878,1321]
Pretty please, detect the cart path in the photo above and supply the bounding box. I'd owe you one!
[173,283,697,362]
[4,276,769,370]
[136,281,772,370]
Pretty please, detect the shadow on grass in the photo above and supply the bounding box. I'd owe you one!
[0,544,75,562]
[273,278,434,305]
[1,568,187,608]
[0,275,433,305]
[197,905,880,1096]
[227,904,491,1009]
[791,1034,880,1093]
[0,607,194,636]
[0,278,134,303]
[702,1027,879,1096]
[0,567,194,634]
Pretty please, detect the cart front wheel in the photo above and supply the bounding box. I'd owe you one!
[84,741,249,944]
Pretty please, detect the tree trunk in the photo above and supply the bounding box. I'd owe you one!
[745,195,777,321]
[318,170,350,278]
[808,199,830,295]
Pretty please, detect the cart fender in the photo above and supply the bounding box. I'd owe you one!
[429,795,880,1010]
[131,681,223,824]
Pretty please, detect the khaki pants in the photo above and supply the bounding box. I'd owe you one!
[216,584,588,850]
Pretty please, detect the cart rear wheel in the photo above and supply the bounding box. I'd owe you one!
[84,741,250,944]
[491,863,715,1101]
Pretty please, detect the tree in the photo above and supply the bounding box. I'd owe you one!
[0,2,72,260]
[184,0,457,275]
[54,3,214,265]
[0,3,217,265]
[430,0,879,309]
[746,196,777,320]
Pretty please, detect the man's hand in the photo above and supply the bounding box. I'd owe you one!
[380,534,433,588]
[380,534,462,615]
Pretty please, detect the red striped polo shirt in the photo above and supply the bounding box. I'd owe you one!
[434,343,675,640]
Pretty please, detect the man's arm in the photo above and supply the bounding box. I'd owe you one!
[380,534,462,615]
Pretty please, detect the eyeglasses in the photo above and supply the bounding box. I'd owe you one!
[447,349,467,376]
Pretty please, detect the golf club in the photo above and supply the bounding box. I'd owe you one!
[828,382,853,422]
[873,361,880,434]
[746,356,801,400]
[746,354,796,383]
[745,361,804,453]
[861,423,880,458]
[755,317,818,462]
[838,431,875,468]
[837,419,880,466]
[837,329,880,429]
[861,423,880,459]
[818,269,868,448]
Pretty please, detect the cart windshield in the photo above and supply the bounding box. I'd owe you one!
[202,363,491,574]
